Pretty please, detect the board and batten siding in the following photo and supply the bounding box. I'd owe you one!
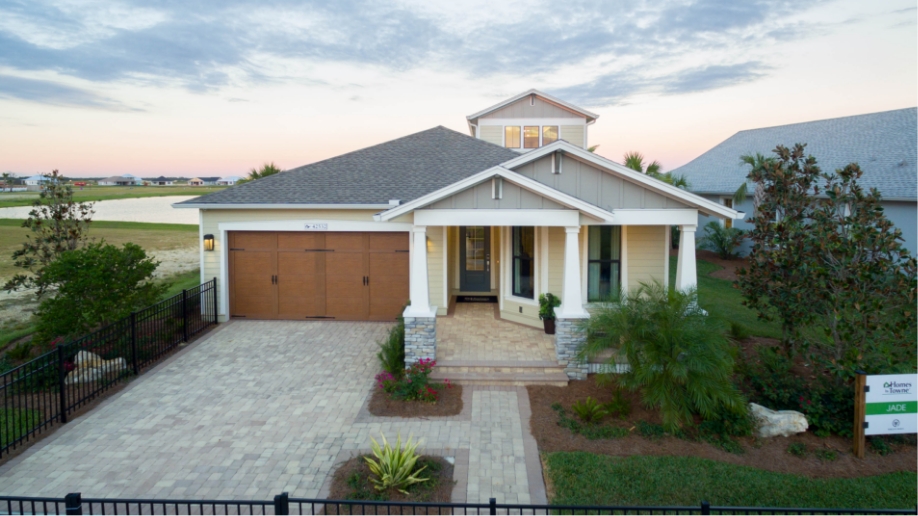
[481,96,584,119]
[547,226,565,295]
[626,225,667,291]
[429,179,565,210]
[559,126,585,148]
[426,226,447,315]
[512,154,691,211]
[479,125,503,146]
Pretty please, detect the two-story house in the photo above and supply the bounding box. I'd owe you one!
[175,89,741,382]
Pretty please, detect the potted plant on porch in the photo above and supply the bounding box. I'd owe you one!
[538,293,561,335]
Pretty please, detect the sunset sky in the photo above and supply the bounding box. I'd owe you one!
[1,0,915,178]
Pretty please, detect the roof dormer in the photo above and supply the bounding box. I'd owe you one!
[466,89,598,151]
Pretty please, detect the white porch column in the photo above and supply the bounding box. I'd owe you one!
[405,225,435,317]
[675,224,697,292]
[556,226,589,318]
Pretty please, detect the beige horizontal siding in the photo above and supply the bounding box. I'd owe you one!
[479,125,503,146]
[560,125,585,148]
[626,225,666,292]
[426,226,446,315]
[547,226,565,295]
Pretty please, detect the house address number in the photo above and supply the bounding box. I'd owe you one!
[304,223,329,230]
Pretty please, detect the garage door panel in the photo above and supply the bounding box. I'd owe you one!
[326,232,365,251]
[232,232,277,250]
[325,252,367,320]
[369,233,409,252]
[278,233,324,250]
[277,251,321,318]
[231,250,276,318]
[368,252,409,320]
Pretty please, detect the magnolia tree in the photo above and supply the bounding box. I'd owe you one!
[737,144,917,377]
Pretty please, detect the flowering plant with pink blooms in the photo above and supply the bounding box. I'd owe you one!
[376,358,447,403]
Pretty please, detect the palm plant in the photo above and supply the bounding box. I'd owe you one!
[237,162,283,184]
[579,281,746,431]
[623,151,689,189]
[699,221,746,259]
[364,433,428,494]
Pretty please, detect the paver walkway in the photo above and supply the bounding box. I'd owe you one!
[0,321,546,505]
[437,303,556,362]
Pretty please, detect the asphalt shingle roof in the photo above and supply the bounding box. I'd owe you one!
[177,126,521,206]
[672,108,917,200]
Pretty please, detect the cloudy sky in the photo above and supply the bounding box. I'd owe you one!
[0,0,915,177]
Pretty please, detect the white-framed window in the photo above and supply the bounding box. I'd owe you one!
[503,125,560,149]
[504,126,521,148]
[721,198,734,228]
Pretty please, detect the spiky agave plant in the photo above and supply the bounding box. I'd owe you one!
[579,282,747,432]
[364,434,428,494]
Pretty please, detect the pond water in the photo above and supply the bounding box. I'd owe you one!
[0,196,199,225]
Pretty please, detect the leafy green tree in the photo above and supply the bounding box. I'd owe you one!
[736,144,820,353]
[237,162,283,184]
[33,242,166,345]
[3,170,94,296]
[805,164,917,377]
[580,281,746,431]
[699,221,746,259]
[1,172,15,192]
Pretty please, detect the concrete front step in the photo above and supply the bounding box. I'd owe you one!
[432,360,569,386]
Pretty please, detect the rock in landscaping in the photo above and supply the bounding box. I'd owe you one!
[749,402,808,438]
[66,352,128,385]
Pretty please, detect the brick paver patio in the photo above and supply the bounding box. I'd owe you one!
[0,321,546,505]
[437,303,556,362]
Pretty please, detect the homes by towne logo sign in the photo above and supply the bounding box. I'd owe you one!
[864,374,918,436]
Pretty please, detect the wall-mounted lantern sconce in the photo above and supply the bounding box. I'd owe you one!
[203,234,215,251]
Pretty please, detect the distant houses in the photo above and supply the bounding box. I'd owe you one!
[24,175,50,186]
[149,176,174,186]
[189,177,221,186]
[216,176,244,185]
[98,174,143,186]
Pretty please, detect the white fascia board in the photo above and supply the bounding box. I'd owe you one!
[600,209,698,226]
[465,89,599,123]
[414,209,580,227]
[500,142,744,220]
[478,118,588,126]
[173,203,392,210]
[217,219,413,232]
[376,166,613,222]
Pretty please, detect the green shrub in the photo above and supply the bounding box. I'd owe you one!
[815,449,838,461]
[699,221,746,259]
[552,404,629,440]
[638,421,666,440]
[729,322,750,341]
[581,281,747,432]
[571,397,608,424]
[605,389,632,418]
[364,434,428,494]
[376,318,405,376]
[375,359,442,403]
[787,442,807,457]
[869,437,892,456]
[697,407,755,455]
[5,341,32,361]
[538,293,562,320]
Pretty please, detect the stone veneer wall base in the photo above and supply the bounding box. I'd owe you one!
[555,318,588,380]
[404,316,437,367]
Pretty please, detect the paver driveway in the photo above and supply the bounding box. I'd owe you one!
[0,321,546,504]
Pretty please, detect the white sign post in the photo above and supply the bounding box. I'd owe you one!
[854,373,918,458]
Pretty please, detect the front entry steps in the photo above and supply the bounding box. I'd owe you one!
[431,360,569,387]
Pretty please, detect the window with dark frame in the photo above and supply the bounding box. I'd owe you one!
[504,126,521,148]
[587,226,621,302]
[723,198,733,228]
[512,227,535,299]
[523,126,540,148]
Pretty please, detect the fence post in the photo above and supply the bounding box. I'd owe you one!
[701,500,710,515]
[130,312,139,376]
[212,277,218,325]
[65,492,82,515]
[489,497,496,515]
[182,289,189,342]
[57,345,68,424]
[274,492,289,515]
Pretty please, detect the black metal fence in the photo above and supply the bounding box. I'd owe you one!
[0,493,914,515]
[0,279,218,458]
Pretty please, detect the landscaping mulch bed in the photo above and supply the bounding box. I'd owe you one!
[527,375,917,479]
[368,385,463,418]
[324,455,454,513]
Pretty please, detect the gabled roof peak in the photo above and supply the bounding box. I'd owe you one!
[466,89,599,123]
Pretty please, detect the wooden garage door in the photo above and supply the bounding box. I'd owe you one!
[228,231,408,321]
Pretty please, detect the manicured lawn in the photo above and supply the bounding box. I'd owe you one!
[0,219,198,280]
[544,452,917,509]
[161,269,205,299]
[0,408,42,448]
[0,186,225,208]
[669,255,783,339]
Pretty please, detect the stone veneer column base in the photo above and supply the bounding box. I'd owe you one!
[555,318,588,380]
[404,316,437,367]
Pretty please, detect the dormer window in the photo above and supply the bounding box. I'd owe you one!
[504,125,561,149]
[504,126,521,148]
[542,126,558,145]
[523,126,540,148]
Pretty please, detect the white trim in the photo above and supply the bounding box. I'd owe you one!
[414,209,580,227]
[621,226,629,293]
[174,203,393,210]
[405,225,436,318]
[198,210,205,287]
[466,89,599,122]
[500,141,744,220]
[377,166,613,222]
[556,226,589,318]
[490,226,497,287]
[442,228,449,309]
[478,118,585,126]
[663,225,671,290]
[216,220,412,232]
[603,209,698,226]
[580,226,588,305]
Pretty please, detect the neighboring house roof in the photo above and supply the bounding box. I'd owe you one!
[192,177,222,182]
[466,89,599,124]
[25,175,48,181]
[673,108,917,201]
[219,176,243,181]
[175,126,520,207]
[100,175,135,183]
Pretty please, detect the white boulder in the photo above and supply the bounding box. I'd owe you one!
[65,353,128,385]
[749,402,808,438]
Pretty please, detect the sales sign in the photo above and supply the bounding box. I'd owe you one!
[864,374,917,435]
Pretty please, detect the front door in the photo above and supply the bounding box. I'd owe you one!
[460,226,490,293]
